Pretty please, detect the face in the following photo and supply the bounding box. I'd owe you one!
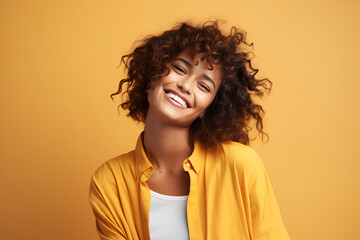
[146,49,222,127]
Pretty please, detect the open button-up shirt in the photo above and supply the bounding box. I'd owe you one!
[89,134,290,240]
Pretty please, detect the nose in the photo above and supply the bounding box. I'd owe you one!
[176,77,193,95]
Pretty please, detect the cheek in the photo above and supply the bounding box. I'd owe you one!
[162,71,181,85]
[197,88,221,114]
[196,93,216,110]
[147,86,161,107]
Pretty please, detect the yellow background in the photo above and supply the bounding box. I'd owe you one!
[1,0,359,239]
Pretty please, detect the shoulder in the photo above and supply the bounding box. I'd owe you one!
[215,142,273,193]
[220,141,263,166]
[220,141,259,158]
[217,141,265,176]
[91,150,136,185]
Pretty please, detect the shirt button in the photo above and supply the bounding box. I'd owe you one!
[186,162,191,167]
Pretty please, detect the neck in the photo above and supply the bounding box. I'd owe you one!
[143,109,193,171]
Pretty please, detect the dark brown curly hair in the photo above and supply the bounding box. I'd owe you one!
[112,21,272,146]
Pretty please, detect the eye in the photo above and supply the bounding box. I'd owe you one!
[198,83,211,92]
[172,64,187,75]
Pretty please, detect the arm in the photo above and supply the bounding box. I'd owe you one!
[245,153,291,240]
[89,165,127,240]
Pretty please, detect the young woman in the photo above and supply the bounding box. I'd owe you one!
[89,21,290,240]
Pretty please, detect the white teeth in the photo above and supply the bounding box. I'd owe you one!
[166,92,188,108]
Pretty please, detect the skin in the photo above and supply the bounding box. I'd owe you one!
[144,49,222,196]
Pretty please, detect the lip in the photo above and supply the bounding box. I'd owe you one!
[163,88,192,108]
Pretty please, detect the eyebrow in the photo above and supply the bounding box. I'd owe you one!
[173,57,216,89]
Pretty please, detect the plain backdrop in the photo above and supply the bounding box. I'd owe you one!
[1,0,359,239]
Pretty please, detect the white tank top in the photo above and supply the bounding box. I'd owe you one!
[149,190,190,240]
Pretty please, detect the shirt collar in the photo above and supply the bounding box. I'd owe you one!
[188,140,206,174]
[134,133,153,179]
[134,132,207,178]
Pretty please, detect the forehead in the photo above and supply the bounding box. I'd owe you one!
[175,49,223,71]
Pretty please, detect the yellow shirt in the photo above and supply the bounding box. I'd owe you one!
[89,134,290,240]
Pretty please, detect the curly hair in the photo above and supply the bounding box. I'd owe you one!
[111,21,272,146]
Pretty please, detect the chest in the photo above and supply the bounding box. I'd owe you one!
[146,170,190,196]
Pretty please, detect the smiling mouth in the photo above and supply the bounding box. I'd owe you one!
[164,90,190,108]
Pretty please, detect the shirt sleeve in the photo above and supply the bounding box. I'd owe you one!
[89,164,127,240]
[244,151,291,240]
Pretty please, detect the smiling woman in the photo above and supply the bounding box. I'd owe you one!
[147,49,223,128]
[89,21,291,240]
